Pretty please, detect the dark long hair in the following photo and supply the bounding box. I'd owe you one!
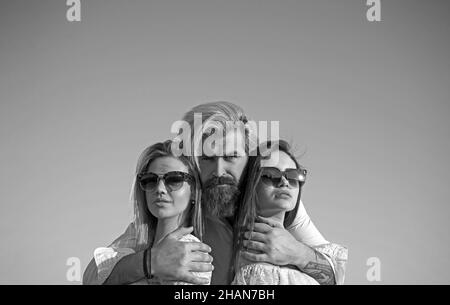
[231,140,305,274]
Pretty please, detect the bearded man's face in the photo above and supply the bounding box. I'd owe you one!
[199,129,248,218]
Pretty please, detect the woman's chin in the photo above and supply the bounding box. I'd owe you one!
[259,205,293,218]
[149,207,175,219]
[272,198,295,210]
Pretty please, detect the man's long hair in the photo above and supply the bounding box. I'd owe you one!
[181,101,256,171]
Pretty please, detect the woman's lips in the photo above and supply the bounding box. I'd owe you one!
[153,198,172,206]
[274,190,292,199]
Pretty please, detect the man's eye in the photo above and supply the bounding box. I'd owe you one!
[200,156,214,161]
[224,155,238,161]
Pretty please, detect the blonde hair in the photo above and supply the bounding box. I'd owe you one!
[130,140,203,250]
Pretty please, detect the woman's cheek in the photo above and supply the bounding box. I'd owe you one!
[174,186,191,207]
[256,186,271,211]
[145,193,153,209]
[290,189,300,209]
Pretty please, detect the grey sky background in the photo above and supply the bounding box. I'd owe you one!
[0,0,449,284]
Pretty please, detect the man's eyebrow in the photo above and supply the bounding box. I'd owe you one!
[224,150,245,157]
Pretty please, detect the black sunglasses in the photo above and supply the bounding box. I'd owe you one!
[137,171,194,192]
[260,167,307,188]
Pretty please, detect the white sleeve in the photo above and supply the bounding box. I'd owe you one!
[286,200,328,246]
[92,222,139,284]
[286,200,348,284]
[94,247,136,284]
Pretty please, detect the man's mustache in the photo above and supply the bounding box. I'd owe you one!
[204,176,238,189]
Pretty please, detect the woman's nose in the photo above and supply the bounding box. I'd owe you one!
[277,176,289,188]
[155,178,168,194]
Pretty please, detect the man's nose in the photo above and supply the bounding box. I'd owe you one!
[214,157,226,177]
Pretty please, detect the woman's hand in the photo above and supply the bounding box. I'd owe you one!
[151,226,214,284]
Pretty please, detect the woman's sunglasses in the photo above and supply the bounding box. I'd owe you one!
[260,167,307,188]
[137,171,194,192]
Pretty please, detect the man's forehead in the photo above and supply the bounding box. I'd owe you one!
[202,128,247,156]
[224,129,246,152]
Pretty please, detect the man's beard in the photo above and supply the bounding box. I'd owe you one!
[202,176,240,218]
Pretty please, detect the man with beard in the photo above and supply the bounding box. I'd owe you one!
[83,101,343,285]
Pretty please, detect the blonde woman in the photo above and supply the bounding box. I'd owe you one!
[94,140,211,285]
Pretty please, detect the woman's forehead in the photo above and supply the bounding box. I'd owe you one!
[260,150,296,169]
[147,156,189,173]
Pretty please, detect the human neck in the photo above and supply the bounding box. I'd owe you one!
[154,216,183,245]
[259,211,285,227]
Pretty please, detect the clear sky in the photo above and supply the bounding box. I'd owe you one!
[1,0,449,284]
